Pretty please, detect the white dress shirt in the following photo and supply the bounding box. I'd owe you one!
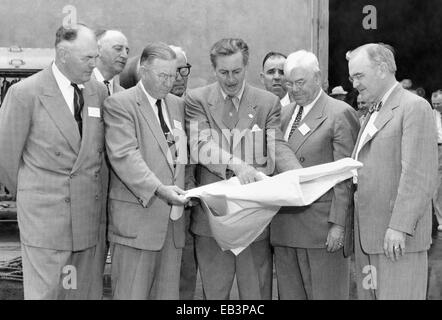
[284,90,323,141]
[93,68,114,94]
[139,81,172,131]
[220,81,246,111]
[280,93,291,107]
[52,62,84,116]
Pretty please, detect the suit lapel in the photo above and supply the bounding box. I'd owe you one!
[289,91,327,153]
[39,68,81,154]
[235,85,257,130]
[135,83,174,173]
[356,85,401,154]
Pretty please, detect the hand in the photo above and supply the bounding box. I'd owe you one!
[383,228,406,262]
[155,185,188,206]
[325,224,345,252]
[230,163,266,185]
[185,197,200,208]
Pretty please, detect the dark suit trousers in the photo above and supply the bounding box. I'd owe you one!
[274,246,350,300]
[179,209,198,300]
[354,192,428,300]
[111,221,182,300]
[195,235,272,300]
[21,243,97,300]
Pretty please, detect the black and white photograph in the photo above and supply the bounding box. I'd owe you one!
[0,0,441,308]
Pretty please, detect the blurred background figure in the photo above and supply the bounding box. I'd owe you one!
[169,45,191,97]
[356,93,373,124]
[400,78,413,90]
[329,85,347,101]
[432,90,442,231]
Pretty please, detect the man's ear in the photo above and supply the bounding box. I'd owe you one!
[57,46,69,64]
[259,72,265,85]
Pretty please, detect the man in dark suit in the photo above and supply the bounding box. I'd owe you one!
[270,50,359,299]
[0,24,108,299]
[103,42,189,299]
[348,43,438,299]
[185,38,301,299]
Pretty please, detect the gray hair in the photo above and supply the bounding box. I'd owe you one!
[169,45,188,64]
[346,43,397,74]
[284,50,320,76]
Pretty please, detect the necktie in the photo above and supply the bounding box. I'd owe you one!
[222,96,239,129]
[71,83,84,137]
[155,99,174,147]
[103,80,111,96]
[368,100,383,114]
[288,105,304,139]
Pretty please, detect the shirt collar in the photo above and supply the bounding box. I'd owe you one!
[220,81,246,102]
[52,62,84,90]
[93,68,114,86]
[139,80,160,108]
[379,81,399,107]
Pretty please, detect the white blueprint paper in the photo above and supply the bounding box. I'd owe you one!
[186,158,363,255]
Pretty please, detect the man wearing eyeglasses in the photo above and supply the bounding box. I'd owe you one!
[103,42,189,299]
[119,45,191,99]
[271,50,359,300]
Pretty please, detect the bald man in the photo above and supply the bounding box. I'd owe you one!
[0,24,108,299]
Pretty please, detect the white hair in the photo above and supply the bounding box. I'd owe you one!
[169,45,188,63]
[284,50,320,76]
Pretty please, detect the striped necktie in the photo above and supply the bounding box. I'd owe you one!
[71,83,84,137]
[288,105,304,139]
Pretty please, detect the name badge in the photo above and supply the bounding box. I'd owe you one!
[298,123,311,136]
[88,107,101,118]
[173,120,183,130]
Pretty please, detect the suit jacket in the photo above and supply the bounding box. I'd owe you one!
[0,67,108,251]
[118,56,140,89]
[353,85,438,254]
[270,92,359,250]
[185,82,301,238]
[103,82,186,251]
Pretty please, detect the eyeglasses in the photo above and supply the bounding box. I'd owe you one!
[284,80,307,89]
[177,63,192,77]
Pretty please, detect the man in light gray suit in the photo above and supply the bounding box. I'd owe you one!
[0,24,108,299]
[103,42,189,299]
[271,50,359,300]
[185,38,301,300]
[348,43,438,299]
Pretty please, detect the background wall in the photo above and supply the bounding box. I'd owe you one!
[0,0,328,88]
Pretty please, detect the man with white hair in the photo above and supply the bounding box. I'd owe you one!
[270,50,359,299]
[348,43,437,299]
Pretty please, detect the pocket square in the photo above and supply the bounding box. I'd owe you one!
[251,124,262,132]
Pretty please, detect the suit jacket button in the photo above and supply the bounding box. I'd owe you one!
[95,195,99,200]
[299,157,305,163]
[55,151,61,156]
[65,198,70,203]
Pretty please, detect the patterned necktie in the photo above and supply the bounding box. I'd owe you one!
[368,100,383,114]
[288,105,304,139]
[222,95,239,129]
[103,80,111,96]
[155,99,174,147]
[71,83,84,137]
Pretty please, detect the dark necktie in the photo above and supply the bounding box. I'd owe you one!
[288,105,304,139]
[71,83,84,137]
[155,99,174,147]
[368,100,383,114]
[103,80,110,96]
[222,96,239,129]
